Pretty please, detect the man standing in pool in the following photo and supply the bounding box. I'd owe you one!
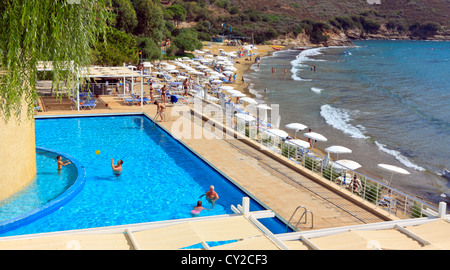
[56,155,71,171]
[111,158,123,176]
[199,185,219,204]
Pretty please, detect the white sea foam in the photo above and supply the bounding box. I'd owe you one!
[311,87,323,94]
[374,141,426,172]
[290,48,325,81]
[320,104,369,139]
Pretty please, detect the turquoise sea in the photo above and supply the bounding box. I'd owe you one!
[246,40,450,205]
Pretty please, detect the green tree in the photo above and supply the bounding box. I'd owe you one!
[163,4,187,27]
[0,0,108,120]
[135,36,161,61]
[112,0,138,34]
[172,29,203,55]
[92,27,139,66]
[132,0,165,45]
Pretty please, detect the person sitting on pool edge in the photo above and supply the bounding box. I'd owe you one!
[199,185,219,204]
[191,200,211,217]
[56,155,71,170]
[111,158,123,175]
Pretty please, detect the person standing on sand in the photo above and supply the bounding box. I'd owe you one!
[307,128,313,148]
[149,82,155,103]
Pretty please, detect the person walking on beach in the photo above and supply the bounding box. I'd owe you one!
[154,100,166,122]
[56,155,70,171]
[307,129,313,148]
[284,68,287,77]
[241,76,245,83]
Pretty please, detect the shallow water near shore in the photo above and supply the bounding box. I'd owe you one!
[246,40,450,206]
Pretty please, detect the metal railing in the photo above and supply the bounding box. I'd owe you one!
[203,100,443,220]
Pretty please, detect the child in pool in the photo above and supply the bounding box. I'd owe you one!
[191,201,211,216]
[56,155,71,170]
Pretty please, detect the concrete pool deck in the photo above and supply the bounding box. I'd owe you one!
[35,94,392,232]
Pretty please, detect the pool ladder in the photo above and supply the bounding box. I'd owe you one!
[286,205,314,232]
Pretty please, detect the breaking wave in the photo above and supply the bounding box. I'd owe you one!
[320,104,368,139]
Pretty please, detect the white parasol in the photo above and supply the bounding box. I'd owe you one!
[325,145,352,160]
[285,122,308,138]
[266,129,289,138]
[240,97,258,104]
[377,163,410,186]
[235,113,255,122]
[304,131,327,148]
[285,139,310,149]
[333,160,362,171]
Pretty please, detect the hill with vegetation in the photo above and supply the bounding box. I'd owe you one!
[92,0,449,66]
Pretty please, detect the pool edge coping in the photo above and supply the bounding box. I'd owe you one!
[35,112,294,233]
[0,147,86,234]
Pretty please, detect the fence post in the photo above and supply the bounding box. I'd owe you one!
[439,202,447,218]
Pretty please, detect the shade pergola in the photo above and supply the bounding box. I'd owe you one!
[78,66,144,110]
[36,62,145,110]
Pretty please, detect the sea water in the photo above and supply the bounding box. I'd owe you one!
[247,40,450,205]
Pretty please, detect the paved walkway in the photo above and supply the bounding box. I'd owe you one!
[37,95,388,231]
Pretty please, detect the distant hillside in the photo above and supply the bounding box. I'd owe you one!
[177,0,450,46]
[229,0,449,28]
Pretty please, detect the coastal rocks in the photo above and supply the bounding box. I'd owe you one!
[323,29,354,47]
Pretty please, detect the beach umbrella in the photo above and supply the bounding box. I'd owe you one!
[220,86,234,91]
[235,113,255,122]
[377,163,410,186]
[325,145,352,160]
[232,92,246,97]
[211,80,223,84]
[223,70,233,76]
[286,139,310,149]
[256,104,272,110]
[224,66,237,71]
[240,97,258,104]
[266,129,289,138]
[333,160,362,171]
[285,122,308,138]
[304,131,327,148]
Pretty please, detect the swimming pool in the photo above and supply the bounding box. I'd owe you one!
[0,114,289,237]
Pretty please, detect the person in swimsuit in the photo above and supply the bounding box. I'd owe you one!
[160,84,167,105]
[154,101,166,122]
[149,82,155,103]
[183,78,189,96]
[199,185,219,204]
[111,158,123,175]
[191,201,210,216]
[56,155,71,171]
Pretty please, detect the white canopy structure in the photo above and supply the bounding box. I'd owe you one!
[37,63,145,111]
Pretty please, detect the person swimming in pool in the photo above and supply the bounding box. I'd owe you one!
[111,158,123,175]
[199,185,219,204]
[191,201,210,217]
[56,155,71,171]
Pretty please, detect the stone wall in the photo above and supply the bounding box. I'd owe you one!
[0,102,36,201]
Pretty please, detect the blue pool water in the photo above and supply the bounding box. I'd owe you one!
[0,115,288,237]
[0,150,77,221]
